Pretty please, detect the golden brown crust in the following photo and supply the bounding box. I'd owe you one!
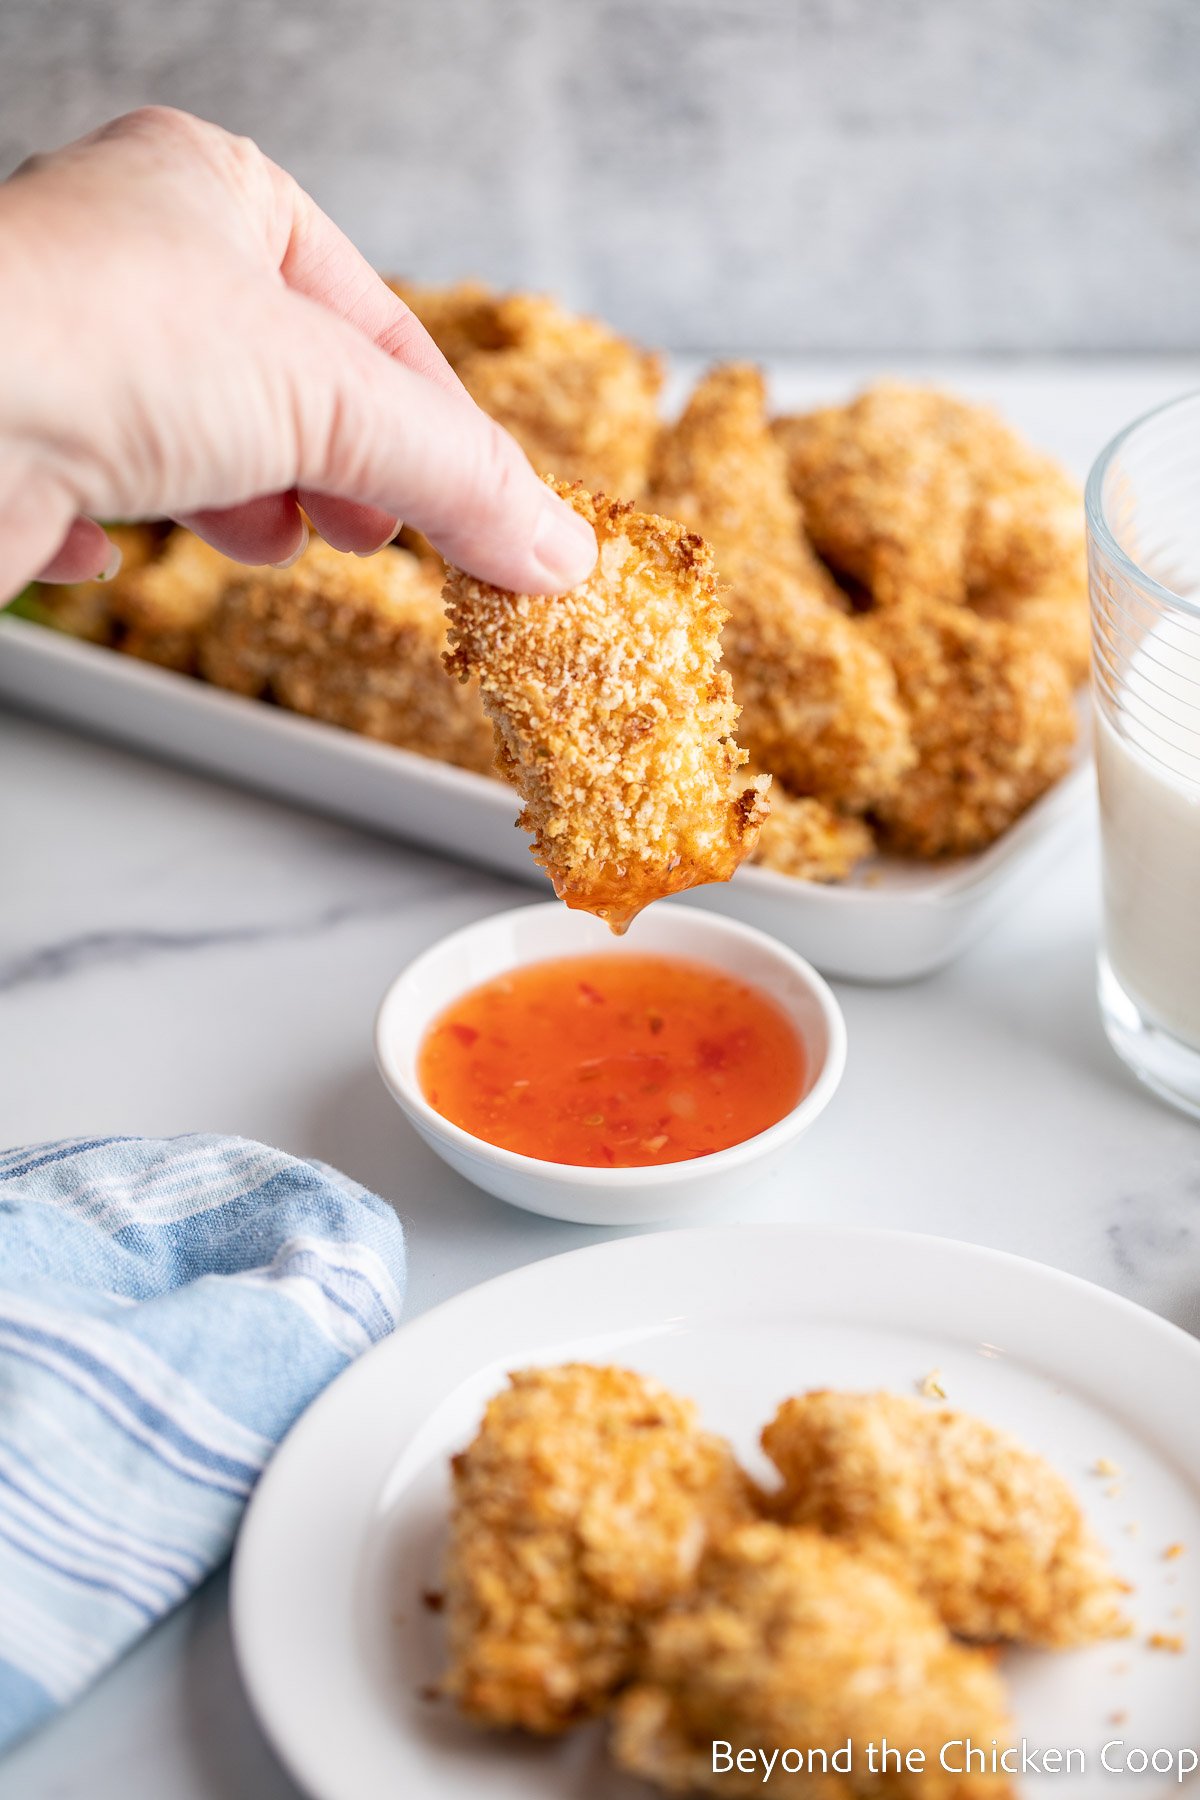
[762,1391,1129,1648]
[443,1364,754,1734]
[109,528,241,671]
[750,781,875,883]
[649,365,914,813]
[198,538,494,772]
[394,280,663,498]
[774,382,1089,684]
[864,602,1077,857]
[443,479,768,929]
[612,1522,1014,1798]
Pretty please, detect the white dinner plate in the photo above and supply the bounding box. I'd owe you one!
[231,1226,1200,1800]
[0,616,1092,983]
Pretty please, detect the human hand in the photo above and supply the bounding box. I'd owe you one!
[0,107,597,600]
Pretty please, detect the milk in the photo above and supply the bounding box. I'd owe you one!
[1097,611,1200,1049]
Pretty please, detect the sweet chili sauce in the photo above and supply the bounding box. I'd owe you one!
[417,953,806,1168]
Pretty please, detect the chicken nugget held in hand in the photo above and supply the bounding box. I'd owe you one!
[442,480,770,932]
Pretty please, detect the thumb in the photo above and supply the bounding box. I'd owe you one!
[280,290,597,594]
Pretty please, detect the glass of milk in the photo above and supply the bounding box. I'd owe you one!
[1089,390,1200,1116]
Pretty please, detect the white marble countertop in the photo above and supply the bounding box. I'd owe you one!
[2,358,1200,1798]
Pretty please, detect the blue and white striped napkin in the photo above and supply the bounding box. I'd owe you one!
[0,1132,406,1752]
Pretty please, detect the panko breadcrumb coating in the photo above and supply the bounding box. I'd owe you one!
[774,383,1089,684]
[613,1523,1013,1799]
[110,528,243,671]
[394,280,663,498]
[649,365,913,813]
[751,781,875,883]
[443,480,768,930]
[443,1364,754,1734]
[197,538,494,772]
[762,1391,1129,1648]
[863,602,1077,857]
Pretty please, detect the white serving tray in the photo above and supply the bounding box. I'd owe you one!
[0,615,1092,983]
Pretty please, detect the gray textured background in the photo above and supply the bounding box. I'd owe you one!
[1,0,1197,353]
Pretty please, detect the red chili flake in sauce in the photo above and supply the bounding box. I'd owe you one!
[418,953,805,1168]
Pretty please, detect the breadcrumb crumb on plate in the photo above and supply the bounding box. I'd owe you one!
[443,480,768,931]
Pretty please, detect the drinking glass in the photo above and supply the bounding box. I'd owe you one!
[1088,391,1200,1118]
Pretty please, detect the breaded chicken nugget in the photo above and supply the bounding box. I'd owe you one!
[199,537,494,773]
[762,1392,1129,1648]
[750,783,875,884]
[775,383,1088,682]
[393,280,662,498]
[972,570,1091,689]
[649,366,913,813]
[111,528,242,671]
[774,387,976,611]
[613,1522,1013,1799]
[443,1364,754,1734]
[443,481,768,930]
[864,602,1077,857]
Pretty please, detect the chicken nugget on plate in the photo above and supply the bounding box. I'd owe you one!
[199,537,494,773]
[762,1391,1129,1648]
[444,1364,754,1734]
[863,601,1077,857]
[613,1522,1013,1798]
[650,366,913,813]
[443,480,768,930]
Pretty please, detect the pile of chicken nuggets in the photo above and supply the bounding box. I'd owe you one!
[441,1364,1129,1798]
[32,279,1088,891]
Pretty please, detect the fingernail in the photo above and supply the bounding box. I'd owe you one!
[272,519,310,570]
[353,520,401,559]
[532,501,597,590]
[97,542,123,582]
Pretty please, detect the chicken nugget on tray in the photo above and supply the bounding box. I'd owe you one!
[762,1391,1129,1648]
[863,602,1077,858]
[392,279,663,498]
[774,383,1089,683]
[111,528,245,672]
[443,480,769,930]
[750,782,875,884]
[648,365,914,816]
[443,1364,754,1734]
[199,537,494,773]
[612,1522,1013,1799]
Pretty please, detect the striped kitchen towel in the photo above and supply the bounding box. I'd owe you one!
[0,1132,405,1752]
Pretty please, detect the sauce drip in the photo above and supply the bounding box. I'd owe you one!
[418,952,806,1167]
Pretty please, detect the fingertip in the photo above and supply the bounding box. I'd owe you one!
[529,496,598,594]
[36,517,120,585]
[297,492,399,557]
[180,495,306,566]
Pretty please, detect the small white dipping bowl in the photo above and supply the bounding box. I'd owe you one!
[374,901,846,1226]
